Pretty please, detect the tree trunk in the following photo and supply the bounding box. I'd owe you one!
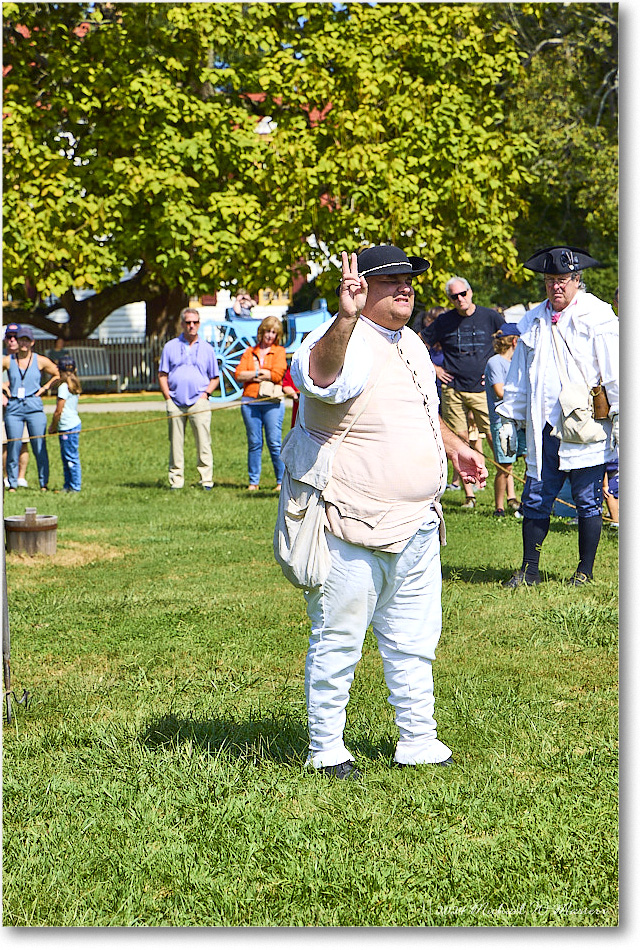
[2,267,188,341]
[145,285,189,338]
[3,267,161,340]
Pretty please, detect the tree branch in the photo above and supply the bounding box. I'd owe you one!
[2,265,165,339]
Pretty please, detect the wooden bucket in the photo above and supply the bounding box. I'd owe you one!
[4,508,58,556]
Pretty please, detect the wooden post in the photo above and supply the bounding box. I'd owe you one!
[2,531,12,724]
[4,508,58,557]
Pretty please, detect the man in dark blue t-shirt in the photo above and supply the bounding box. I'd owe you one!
[423,276,504,507]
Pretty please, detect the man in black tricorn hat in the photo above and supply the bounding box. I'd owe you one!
[278,245,488,779]
[496,246,619,587]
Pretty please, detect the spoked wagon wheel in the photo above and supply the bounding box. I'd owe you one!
[209,323,256,402]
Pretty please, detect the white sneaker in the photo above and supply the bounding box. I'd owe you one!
[3,477,9,488]
[17,478,29,488]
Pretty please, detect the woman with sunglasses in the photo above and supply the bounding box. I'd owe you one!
[2,325,59,492]
[3,324,31,488]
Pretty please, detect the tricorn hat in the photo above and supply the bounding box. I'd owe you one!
[523,246,601,274]
[335,244,430,295]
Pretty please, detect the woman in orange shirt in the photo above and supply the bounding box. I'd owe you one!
[235,316,287,491]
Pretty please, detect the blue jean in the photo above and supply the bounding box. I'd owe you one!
[522,424,605,520]
[4,403,49,488]
[490,417,527,464]
[241,400,285,486]
[59,426,82,491]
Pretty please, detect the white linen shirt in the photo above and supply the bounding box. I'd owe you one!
[290,315,401,423]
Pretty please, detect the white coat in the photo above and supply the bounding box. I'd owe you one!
[496,290,618,479]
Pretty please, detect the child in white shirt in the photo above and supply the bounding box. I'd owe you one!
[48,356,82,492]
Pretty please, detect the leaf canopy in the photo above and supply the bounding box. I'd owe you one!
[2,2,617,334]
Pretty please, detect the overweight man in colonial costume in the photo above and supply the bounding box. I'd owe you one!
[284,246,487,779]
[497,246,619,588]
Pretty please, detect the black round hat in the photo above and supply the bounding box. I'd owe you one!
[356,244,430,278]
[523,246,601,274]
[335,244,430,294]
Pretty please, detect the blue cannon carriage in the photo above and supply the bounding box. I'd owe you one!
[200,298,332,402]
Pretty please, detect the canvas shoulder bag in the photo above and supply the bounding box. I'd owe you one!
[273,346,393,589]
[549,325,607,445]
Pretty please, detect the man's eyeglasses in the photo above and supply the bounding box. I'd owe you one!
[183,319,200,325]
[544,276,576,288]
[449,290,468,300]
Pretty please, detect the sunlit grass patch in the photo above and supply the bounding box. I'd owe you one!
[3,408,618,926]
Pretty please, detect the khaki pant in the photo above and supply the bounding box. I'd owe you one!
[440,386,491,441]
[166,398,213,488]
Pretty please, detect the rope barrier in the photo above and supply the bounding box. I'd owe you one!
[487,455,576,514]
[3,400,617,524]
[479,452,618,524]
[1,396,248,444]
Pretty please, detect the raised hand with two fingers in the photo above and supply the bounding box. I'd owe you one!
[338,251,368,319]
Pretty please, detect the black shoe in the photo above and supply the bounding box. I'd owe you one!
[493,509,505,518]
[318,760,360,780]
[503,569,541,588]
[393,756,454,768]
[568,570,592,586]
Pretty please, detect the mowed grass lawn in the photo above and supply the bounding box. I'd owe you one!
[3,405,618,927]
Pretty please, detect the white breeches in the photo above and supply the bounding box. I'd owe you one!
[303,516,452,768]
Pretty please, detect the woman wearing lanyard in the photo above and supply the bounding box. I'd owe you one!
[2,325,59,492]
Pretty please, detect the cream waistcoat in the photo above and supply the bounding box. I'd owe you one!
[303,322,447,552]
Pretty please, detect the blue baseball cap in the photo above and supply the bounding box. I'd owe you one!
[57,356,76,373]
[495,323,521,338]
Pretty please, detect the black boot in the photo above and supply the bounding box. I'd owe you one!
[570,514,603,584]
[504,517,549,587]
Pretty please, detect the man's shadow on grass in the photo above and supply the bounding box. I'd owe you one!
[443,518,581,584]
[441,563,570,584]
[441,564,508,584]
[141,714,408,769]
[141,712,309,765]
[121,480,166,489]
